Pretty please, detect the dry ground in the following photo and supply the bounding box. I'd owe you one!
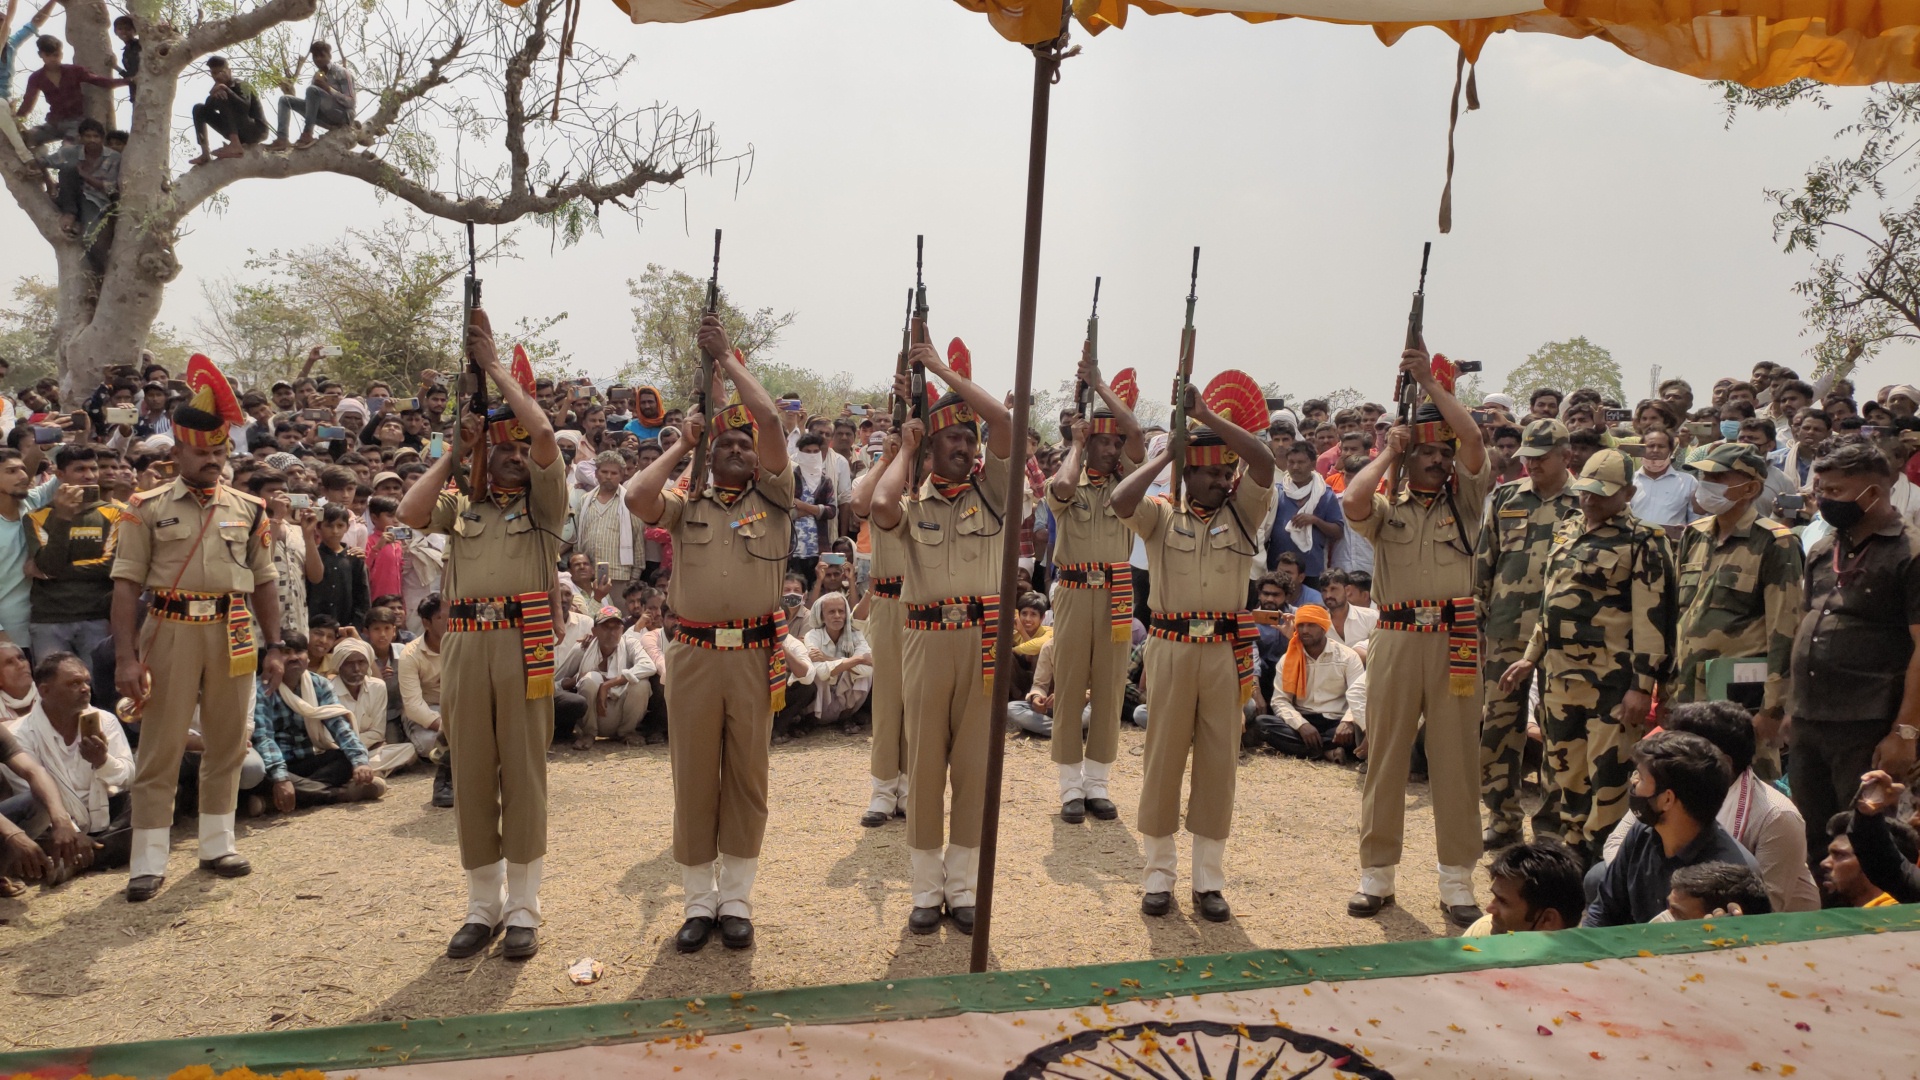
[0,727,1488,1051]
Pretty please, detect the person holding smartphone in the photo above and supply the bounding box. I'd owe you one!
[24,445,119,661]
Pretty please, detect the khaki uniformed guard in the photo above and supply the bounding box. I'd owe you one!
[851,433,909,827]
[1501,449,1677,861]
[396,310,566,962]
[1111,387,1273,922]
[1664,442,1803,774]
[1473,418,1580,850]
[1342,349,1490,928]
[628,315,790,954]
[1045,356,1145,824]
[112,353,281,903]
[870,340,1014,937]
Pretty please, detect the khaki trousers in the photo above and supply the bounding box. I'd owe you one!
[1048,585,1126,767]
[1359,630,1483,871]
[1136,637,1238,841]
[902,625,989,851]
[665,641,772,866]
[443,628,552,870]
[867,596,909,782]
[131,619,256,831]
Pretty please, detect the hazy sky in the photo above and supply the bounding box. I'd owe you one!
[5,0,1910,407]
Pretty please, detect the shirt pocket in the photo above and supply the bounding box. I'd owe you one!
[1708,562,1760,613]
[453,514,488,559]
[1497,514,1530,554]
[1373,520,1416,567]
[954,508,989,562]
[1163,525,1200,561]
[908,517,948,569]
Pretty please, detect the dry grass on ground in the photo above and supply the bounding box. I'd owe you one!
[0,727,1486,1051]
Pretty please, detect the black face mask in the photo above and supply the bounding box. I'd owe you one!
[1818,488,1878,531]
[1629,789,1664,828]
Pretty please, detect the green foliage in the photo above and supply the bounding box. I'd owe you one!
[196,220,570,395]
[624,263,834,407]
[1,277,190,389]
[1723,80,1920,371]
[1502,336,1624,403]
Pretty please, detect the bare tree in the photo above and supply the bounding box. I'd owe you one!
[3,0,728,396]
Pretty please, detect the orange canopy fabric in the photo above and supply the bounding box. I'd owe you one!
[601,0,1920,86]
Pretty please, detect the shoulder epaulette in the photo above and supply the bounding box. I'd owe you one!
[1758,516,1793,539]
[129,484,170,505]
[230,488,265,507]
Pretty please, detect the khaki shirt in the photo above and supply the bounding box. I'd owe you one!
[1046,471,1133,567]
[887,450,1014,605]
[870,515,905,581]
[428,454,569,601]
[1352,457,1492,606]
[652,463,795,622]
[111,480,275,594]
[1122,477,1272,614]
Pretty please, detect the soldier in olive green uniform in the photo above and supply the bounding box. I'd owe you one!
[397,310,567,962]
[1112,393,1273,923]
[1473,418,1581,849]
[1503,449,1677,860]
[870,341,1014,937]
[1343,351,1490,927]
[113,376,282,903]
[1665,442,1803,777]
[851,435,908,827]
[629,315,790,954]
[1045,357,1145,824]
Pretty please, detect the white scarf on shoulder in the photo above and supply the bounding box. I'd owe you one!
[1281,471,1328,553]
[278,671,353,753]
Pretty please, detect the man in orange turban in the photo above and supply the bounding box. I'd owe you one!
[1253,604,1367,761]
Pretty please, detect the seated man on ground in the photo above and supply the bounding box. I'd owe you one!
[8,653,134,877]
[1660,861,1772,921]
[1601,701,1819,913]
[1252,604,1365,762]
[1584,731,1756,927]
[803,590,872,729]
[1466,837,1588,936]
[248,635,385,814]
[399,594,449,807]
[1824,810,1917,909]
[557,606,655,750]
[327,637,414,777]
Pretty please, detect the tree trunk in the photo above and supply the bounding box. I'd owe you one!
[51,12,186,400]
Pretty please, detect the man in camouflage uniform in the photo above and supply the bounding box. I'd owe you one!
[1501,449,1676,861]
[1474,418,1580,851]
[1663,442,1803,778]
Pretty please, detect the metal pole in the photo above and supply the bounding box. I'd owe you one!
[971,20,1061,976]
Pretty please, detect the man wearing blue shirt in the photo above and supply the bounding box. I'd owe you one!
[0,444,60,650]
[249,634,387,812]
[1268,442,1343,590]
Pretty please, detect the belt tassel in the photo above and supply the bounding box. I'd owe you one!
[770,608,789,713]
[517,590,556,700]
[980,603,998,696]
[225,595,256,677]
[1234,617,1258,707]
[1448,596,1477,697]
[1108,563,1134,643]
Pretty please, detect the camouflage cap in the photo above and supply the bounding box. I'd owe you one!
[1687,440,1769,482]
[1570,448,1633,496]
[1514,418,1569,458]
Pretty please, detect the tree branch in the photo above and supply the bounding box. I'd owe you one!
[499,0,559,203]
[167,138,686,226]
[176,0,320,73]
[361,33,466,137]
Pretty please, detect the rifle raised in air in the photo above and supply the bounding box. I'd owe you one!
[1167,247,1199,506]
[1076,276,1101,419]
[891,287,913,430]
[688,228,722,491]
[1396,241,1431,428]
[451,221,488,498]
[909,235,930,423]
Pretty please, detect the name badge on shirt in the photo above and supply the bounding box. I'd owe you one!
[156,517,179,528]
[917,521,940,532]
[461,511,483,523]
[1173,526,1195,538]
